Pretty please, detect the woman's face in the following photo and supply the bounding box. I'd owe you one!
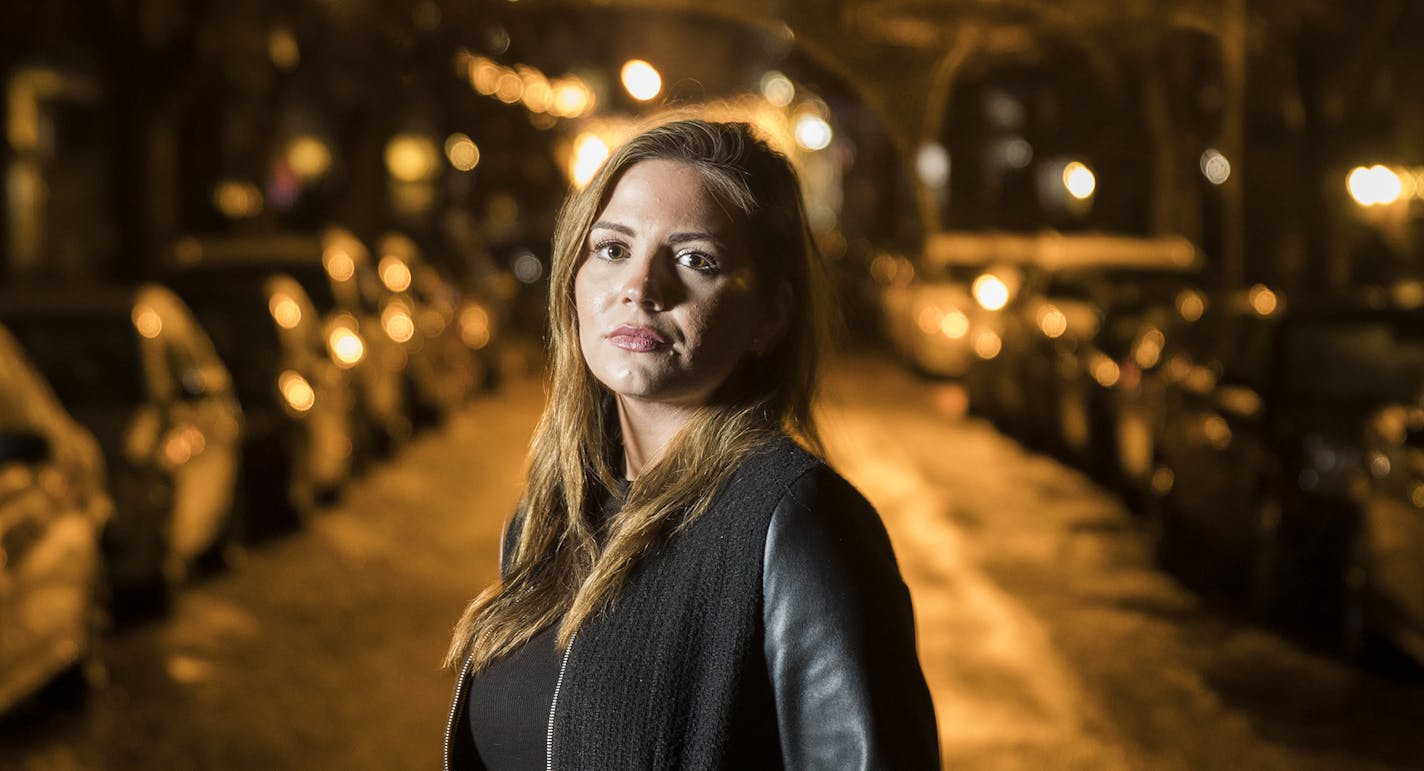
[575,159,765,410]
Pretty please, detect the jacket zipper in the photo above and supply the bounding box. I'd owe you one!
[443,652,474,771]
[545,634,576,771]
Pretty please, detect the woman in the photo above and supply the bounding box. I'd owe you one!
[444,119,939,769]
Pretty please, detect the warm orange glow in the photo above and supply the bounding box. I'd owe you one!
[1248,284,1279,316]
[1176,289,1205,322]
[972,274,1009,311]
[328,325,365,367]
[621,59,662,101]
[1134,328,1165,369]
[1348,165,1404,206]
[1037,305,1067,338]
[940,309,969,339]
[551,80,593,118]
[379,256,413,293]
[1091,356,1121,388]
[214,181,263,218]
[323,247,356,282]
[1063,161,1096,199]
[460,304,491,349]
[279,370,316,413]
[973,330,1002,360]
[382,303,415,344]
[570,133,610,188]
[385,134,439,182]
[133,306,163,339]
[287,136,332,180]
[445,133,480,171]
[269,294,302,329]
[916,305,942,335]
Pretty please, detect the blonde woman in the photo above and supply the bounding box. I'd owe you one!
[445,119,938,769]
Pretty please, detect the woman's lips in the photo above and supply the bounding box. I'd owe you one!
[608,324,671,352]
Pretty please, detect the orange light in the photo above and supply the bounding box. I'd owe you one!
[279,370,316,413]
[269,294,302,329]
[132,305,163,339]
[379,256,413,293]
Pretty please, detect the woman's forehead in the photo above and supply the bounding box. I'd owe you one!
[592,159,742,234]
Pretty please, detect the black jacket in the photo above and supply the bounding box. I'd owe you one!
[445,437,939,769]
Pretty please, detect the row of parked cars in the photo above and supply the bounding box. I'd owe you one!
[881,231,1424,667]
[0,226,502,715]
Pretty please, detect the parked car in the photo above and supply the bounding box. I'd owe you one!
[1039,265,1202,477]
[976,235,1200,448]
[1352,384,1424,663]
[879,232,1036,379]
[1146,289,1424,630]
[0,284,244,610]
[164,268,356,533]
[1109,286,1211,505]
[0,324,114,712]
[172,229,411,461]
[375,232,482,425]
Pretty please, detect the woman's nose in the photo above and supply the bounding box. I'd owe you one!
[620,254,668,309]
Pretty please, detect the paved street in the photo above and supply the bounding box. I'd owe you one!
[3,351,1422,770]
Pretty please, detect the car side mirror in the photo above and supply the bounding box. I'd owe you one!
[0,430,52,465]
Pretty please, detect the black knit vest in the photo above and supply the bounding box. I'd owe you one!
[548,436,819,769]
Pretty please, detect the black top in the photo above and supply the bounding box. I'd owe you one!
[466,480,627,769]
[467,624,560,769]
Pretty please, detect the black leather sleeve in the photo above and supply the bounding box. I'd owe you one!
[763,465,940,770]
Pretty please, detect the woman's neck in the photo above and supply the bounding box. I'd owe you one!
[615,396,698,480]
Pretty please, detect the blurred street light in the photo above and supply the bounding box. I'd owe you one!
[385,135,439,182]
[1347,165,1404,206]
[760,71,795,107]
[445,133,480,171]
[1063,161,1096,200]
[1199,149,1231,185]
[287,136,332,180]
[972,273,1009,311]
[570,132,610,188]
[794,114,832,151]
[621,59,662,101]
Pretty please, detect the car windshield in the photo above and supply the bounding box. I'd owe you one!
[1282,318,1424,403]
[2,317,146,408]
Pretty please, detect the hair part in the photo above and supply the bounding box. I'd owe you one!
[446,118,832,672]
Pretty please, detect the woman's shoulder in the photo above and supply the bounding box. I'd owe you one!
[720,436,879,534]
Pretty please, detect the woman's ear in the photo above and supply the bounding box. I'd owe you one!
[750,281,793,356]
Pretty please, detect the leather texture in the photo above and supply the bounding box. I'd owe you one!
[763,465,941,769]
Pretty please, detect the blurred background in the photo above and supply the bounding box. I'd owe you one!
[1,0,1423,769]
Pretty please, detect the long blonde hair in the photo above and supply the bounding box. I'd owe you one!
[446,119,831,671]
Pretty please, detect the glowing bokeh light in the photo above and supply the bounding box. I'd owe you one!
[445,133,480,171]
[972,274,1010,311]
[621,59,662,101]
[570,133,610,189]
[1063,161,1096,200]
[794,114,833,151]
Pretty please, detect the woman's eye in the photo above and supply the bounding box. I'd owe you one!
[677,251,718,273]
[593,242,628,260]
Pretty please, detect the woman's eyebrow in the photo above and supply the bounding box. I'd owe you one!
[668,231,727,248]
[589,221,727,249]
[590,220,633,235]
